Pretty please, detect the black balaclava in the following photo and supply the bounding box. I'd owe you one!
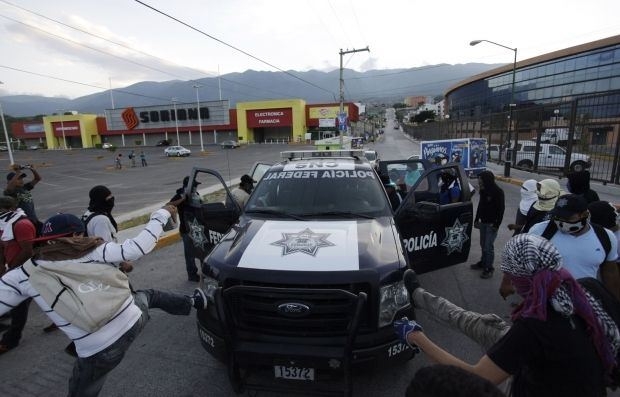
[88,185,117,231]
[567,170,591,195]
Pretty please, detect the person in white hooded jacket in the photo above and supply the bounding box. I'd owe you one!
[0,205,209,397]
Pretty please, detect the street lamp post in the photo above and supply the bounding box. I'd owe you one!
[193,84,204,152]
[470,39,517,177]
[57,109,67,149]
[172,98,180,145]
[0,81,15,164]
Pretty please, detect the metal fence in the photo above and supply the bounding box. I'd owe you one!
[404,90,620,184]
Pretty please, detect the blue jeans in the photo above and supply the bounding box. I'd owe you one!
[67,289,192,397]
[182,233,198,278]
[479,223,498,271]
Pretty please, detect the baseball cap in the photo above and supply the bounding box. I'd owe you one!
[551,194,588,219]
[241,174,256,184]
[39,213,85,238]
[6,172,27,181]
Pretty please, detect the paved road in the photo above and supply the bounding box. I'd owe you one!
[0,143,312,223]
[1,127,620,396]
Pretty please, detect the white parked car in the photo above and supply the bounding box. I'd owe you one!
[509,140,590,172]
[102,142,114,149]
[164,145,191,157]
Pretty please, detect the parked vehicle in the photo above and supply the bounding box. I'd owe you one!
[540,128,581,145]
[363,149,379,169]
[509,140,591,172]
[0,145,8,151]
[420,138,487,176]
[220,140,240,149]
[156,139,171,146]
[28,145,39,150]
[164,145,191,157]
[488,144,501,160]
[185,150,474,396]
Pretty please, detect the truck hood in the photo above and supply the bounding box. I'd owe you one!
[207,217,404,273]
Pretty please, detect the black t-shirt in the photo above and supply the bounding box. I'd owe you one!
[487,309,606,397]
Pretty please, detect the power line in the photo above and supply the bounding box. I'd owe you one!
[134,0,337,97]
[0,0,314,102]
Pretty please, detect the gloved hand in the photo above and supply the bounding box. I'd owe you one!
[393,317,423,347]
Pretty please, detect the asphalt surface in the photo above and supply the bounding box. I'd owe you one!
[1,126,620,396]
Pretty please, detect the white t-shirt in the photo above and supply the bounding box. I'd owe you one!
[529,220,619,279]
[83,211,117,243]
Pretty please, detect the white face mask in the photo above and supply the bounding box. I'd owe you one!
[554,216,589,235]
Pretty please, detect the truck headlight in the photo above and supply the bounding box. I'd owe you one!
[378,281,410,327]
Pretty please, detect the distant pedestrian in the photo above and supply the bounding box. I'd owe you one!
[567,170,599,204]
[115,153,122,170]
[140,151,147,167]
[128,150,136,167]
[470,171,505,279]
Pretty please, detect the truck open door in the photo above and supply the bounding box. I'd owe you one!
[389,162,473,274]
[183,168,241,262]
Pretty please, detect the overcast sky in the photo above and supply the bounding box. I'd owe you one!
[0,0,618,99]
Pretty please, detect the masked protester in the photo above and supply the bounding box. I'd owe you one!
[567,170,600,204]
[528,194,620,300]
[396,234,618,397]
[589,200,620,258]
[82,185,118,242]
[520,178,562,233]
[507,179,538,236]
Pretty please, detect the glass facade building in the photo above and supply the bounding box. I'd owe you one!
[446,35,620,119]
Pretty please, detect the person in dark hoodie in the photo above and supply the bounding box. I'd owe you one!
[471,171,505,279]
[170,176,201,281]
[567,170,599,204]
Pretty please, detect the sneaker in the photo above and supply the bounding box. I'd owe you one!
[480,269,494,279]
[470,262,484,270]
[192,288,208,310]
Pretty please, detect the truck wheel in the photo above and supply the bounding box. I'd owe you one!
[570,161,586,173]
[517,160,533,170]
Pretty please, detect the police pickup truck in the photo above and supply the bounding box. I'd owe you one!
[183,150,473,396]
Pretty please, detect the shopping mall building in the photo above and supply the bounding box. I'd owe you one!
[10,99,359,149]
[445,35,620,121]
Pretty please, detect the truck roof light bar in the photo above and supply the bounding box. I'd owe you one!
[281,150,365,160]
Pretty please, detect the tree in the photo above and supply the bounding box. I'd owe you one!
[413,110,437,123]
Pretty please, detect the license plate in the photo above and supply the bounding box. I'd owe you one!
[274,365,315,381]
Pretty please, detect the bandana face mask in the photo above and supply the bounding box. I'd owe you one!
[554,215,588,234]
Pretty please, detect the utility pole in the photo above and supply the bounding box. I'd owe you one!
[339,47,369,146]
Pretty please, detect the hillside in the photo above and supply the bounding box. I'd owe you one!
[0,63,501,117]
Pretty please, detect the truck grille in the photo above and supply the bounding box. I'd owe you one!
[222,283,371,337]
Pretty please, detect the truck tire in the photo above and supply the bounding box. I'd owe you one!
[570,161,587,173]
[517,160,534,170]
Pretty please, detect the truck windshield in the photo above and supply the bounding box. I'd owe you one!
[246,169,391,217]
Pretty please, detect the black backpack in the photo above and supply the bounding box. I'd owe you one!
[80,212,99,237]
[541,221,612,262]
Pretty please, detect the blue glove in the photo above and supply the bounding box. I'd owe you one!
[394,317,423,347]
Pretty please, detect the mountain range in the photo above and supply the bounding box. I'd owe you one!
[0,63,501,118]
